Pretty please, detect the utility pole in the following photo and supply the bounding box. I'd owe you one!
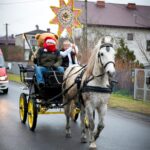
[5,23,9,60]
[5,23,8,46]
[84,0,88,51]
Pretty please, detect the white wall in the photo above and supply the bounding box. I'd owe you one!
[15,34,38,60]
[15,34,24,47]
[90,27,150,66]
[74,27,150,66]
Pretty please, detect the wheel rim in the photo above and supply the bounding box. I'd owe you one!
[19,96,25,121]
[28,100,34,128]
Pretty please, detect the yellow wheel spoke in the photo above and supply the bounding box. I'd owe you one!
[28,99,36,129]
[19,97,24,120]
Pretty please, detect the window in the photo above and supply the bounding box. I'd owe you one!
[0,55,5,67]
[146,40,150,51]
[127,33,133,41]
[30,39,37,46]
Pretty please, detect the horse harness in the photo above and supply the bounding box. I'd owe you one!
[74,68,113,107]
[74,43,115,106]
[75,43,115,94]
[63,43,115,107]
[75,69,113,93]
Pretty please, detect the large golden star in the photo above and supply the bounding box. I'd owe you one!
[50,0,81,36]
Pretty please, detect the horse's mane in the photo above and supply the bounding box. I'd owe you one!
[84,36,114,80]
[84,40,102,79]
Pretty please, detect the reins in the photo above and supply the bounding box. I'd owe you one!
[45,65,86,106]
[79,43,116,94]
[46,42,116,107]
[63,65,86,83]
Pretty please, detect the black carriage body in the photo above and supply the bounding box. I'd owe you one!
[37,72,63,103]
[18,64,63,105]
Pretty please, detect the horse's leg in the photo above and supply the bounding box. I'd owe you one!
[94,104,107,140]
[86,102,97,150]
[64,97,72,138]
[80,105,87,143]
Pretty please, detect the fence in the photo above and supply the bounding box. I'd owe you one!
[134,69,150,101]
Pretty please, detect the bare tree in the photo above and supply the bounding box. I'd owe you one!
[135,35,150,66]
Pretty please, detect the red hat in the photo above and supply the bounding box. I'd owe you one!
[43,37,57,52]
[44,37,56,44]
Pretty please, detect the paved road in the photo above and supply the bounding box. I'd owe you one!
[0,82,150,150]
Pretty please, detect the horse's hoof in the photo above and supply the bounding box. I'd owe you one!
[65,133,72,138]
[89,142,97,150]
[81,137,87,143]
[89,147,97,150]
[94,133,99,140]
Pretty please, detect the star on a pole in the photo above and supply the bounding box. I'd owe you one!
[50,0,82,36]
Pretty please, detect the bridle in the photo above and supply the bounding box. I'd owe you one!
[81,42,116,94]
[98,43,115,70]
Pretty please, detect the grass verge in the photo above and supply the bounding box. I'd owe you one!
[8,73,21,83]
[109,94,150,116]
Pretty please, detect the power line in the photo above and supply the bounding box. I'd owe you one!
[0,0,46,5]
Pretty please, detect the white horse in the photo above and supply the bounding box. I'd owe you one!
[62,36,116,150]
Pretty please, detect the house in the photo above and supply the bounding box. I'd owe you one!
[0,35,15,60]
[15,25,50,61]
[0,35,15,46]
[74,0,150,67]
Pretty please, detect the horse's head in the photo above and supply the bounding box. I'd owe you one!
[96,36,116,77]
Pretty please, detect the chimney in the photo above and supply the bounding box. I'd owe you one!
[35,24,39,30]
[47,28,50,32]
[96,0,105,8]
[127,3,136,10]
[11,34,14,38]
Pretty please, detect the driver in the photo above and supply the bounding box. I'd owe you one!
[34,34,64,89]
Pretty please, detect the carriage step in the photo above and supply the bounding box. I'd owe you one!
[24,77,33,82]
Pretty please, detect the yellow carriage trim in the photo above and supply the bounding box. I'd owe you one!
[71,107,80,118]
[38,111,64,115]
[84,116,89,128]
[38,106,64,114]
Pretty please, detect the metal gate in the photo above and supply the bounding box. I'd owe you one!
[134,69,150,101]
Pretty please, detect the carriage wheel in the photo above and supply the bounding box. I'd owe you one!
[28,98,37,131]
[19,93,28,124]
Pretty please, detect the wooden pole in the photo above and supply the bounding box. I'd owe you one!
[84,0,88,51]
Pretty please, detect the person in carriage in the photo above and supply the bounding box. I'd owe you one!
[60,40,81,116]
[33,33,64,89]
[60,40,79,68]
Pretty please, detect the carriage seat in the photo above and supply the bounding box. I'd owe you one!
[43,71,63,87]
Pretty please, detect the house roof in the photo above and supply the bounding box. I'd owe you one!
[24,29,47,35]
[75,1,150,29]
[16,29,47,36]
[0,36,15,45]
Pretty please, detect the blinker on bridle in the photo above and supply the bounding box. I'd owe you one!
[98,43,115,69]
[100,43,113,49]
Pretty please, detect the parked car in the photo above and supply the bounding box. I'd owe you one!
[0,48,9,94]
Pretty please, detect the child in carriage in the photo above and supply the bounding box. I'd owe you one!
[60,40,79,68]
[34,33,64,89]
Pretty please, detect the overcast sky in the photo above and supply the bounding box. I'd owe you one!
[0,0,150,36]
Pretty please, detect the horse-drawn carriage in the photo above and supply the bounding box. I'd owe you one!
[18,64,67,131]
[18,35,117,149]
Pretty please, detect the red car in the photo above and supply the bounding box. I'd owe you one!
[0,48,9,94]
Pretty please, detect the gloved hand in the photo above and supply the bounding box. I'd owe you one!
[33,58,37,64]
[49,65,56,71]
